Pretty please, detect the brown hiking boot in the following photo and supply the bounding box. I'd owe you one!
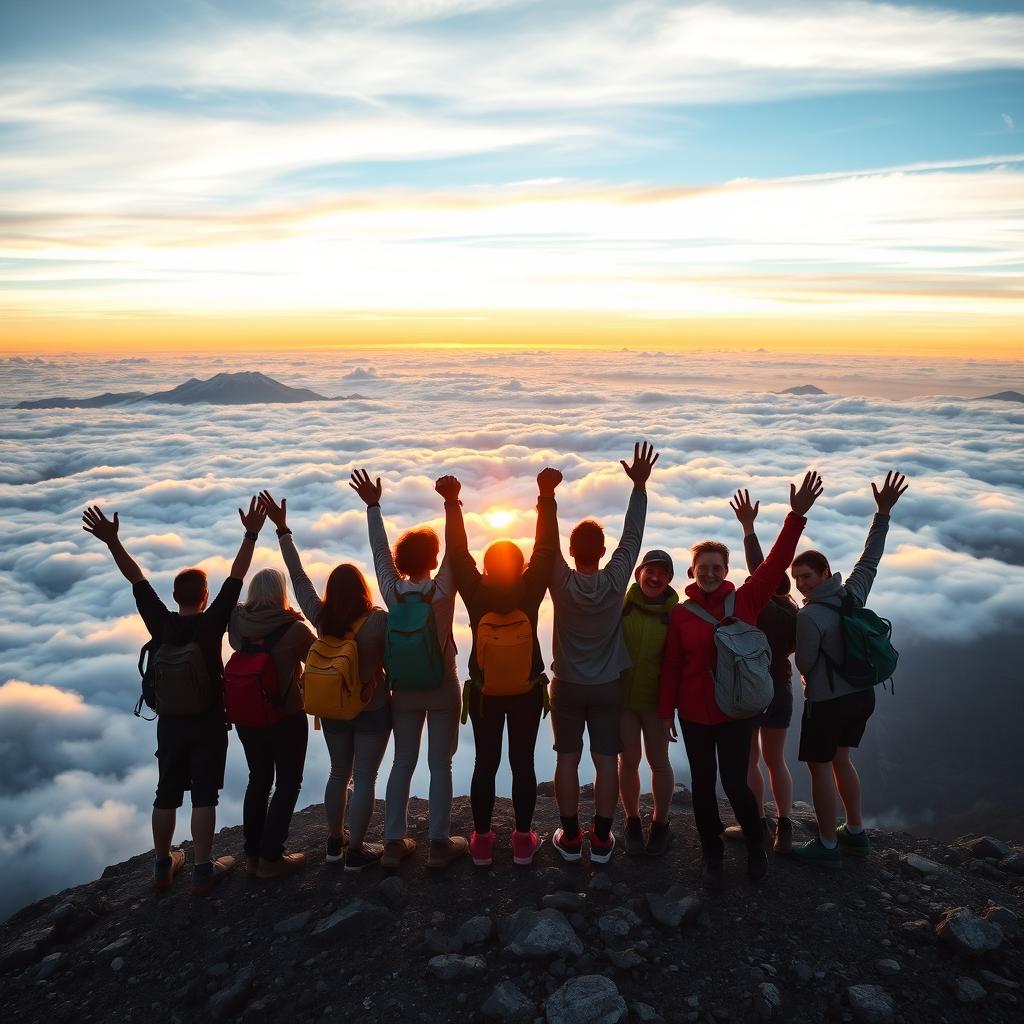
[427,836,468,870]
[191,856,236,895]
[153,848,186,891]
[255,851,306,879]
[381,838,416,869]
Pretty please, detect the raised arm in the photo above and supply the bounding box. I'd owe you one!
[350,468,400,605]
[229,495,266,581]
[260,490,325,626]
[730,489,765,573]
[845,471,906,606]
[524,468,561,595]
[435,474,483,598]
[605,441,657,592]
[82,506,145,584]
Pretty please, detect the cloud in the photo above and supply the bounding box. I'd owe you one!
[1003,113,1015,132]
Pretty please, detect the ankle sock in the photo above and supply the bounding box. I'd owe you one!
[819,836,838,850]
[593,815,613,842]
[626,816,643,838]
[559,816,580,840]
[845,823,865,834]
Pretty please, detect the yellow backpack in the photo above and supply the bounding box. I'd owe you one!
[302,616,368,728]
[475,610,534,697]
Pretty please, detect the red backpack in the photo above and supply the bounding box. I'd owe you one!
[223,623,294,727]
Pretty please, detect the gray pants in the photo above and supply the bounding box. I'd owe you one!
[385,700,460,841]
[324,730,390,847]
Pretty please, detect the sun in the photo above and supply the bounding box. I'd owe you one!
[484,508,516,530]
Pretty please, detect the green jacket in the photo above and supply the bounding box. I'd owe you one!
[620,582,679,711]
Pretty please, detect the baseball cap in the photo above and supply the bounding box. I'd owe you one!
[636,549,674,578]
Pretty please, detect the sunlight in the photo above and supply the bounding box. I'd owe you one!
[484,508,517,530]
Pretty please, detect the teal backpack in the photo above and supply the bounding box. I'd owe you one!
[385,584,445,691]
[820,593,898,690]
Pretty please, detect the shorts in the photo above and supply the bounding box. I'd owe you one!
[153,708,229,809]
[320,705,392,735]
[757,683,794,730]
[550,678,623,756]
[798,688,876,764]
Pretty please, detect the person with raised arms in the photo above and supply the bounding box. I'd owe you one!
[548,441,659,864]
[790,471,908,867]
[434,467,561,868]
[82,498,265,895]
[658,472,822,889]
[349,468,466,871]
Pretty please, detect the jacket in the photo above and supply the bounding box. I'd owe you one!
[620,582,679,712]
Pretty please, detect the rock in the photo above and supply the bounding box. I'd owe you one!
[671,785,692,806]
[98,931,134,956]
[791,960,814,983]
[0,927,55,973]
[209,966,253,1020]
[588,875,612,893]
[425,927,464,954]
[606,948,643,970]
[36,951,64,980]
[935,908,1003,957]
[954,976,986,1004]
[46,897,108,942]
[427,954,487,982]
[111,957,125,972]
[377,875,405,908]
[753,982,781,1021]
[542,893,588,914]
[274,911,312,934]
[969,836,1010,859]
[597,907,642,944]
[482,980,534,1023]
[875,959,900,976]
[982,904,1019,937]
[312,899,391,940]
[846,984,895,1024]
[901,853,946,876]
[459,915,494,947]
[999,852,1024,875]
[978,970,1020,990]
[502,909,583,959]
[545,975,627,1024]
[645,886,702,929]
[631,1002,662,1023]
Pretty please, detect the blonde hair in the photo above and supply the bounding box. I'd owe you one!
[244,568,288,610]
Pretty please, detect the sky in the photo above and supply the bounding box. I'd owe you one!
[1,0,1023,354]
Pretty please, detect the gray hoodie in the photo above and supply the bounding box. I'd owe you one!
[548,487,647,686]
[795,513,891,703]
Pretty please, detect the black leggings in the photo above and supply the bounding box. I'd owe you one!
[468,686,543,833]
[680,717,760,860]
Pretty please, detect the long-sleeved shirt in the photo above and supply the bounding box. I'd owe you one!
[795,513,891,703]
[548,486,647,686]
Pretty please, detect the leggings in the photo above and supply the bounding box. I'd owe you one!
[468,685,544,833]
[323,728,390,847]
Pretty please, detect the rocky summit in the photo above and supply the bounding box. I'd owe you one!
[2,784,1021,1024]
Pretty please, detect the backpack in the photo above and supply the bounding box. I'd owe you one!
[136,623,217,717]
[682,592,774,719]
[302,616,369,727]
[223,623,294,728]
[819,594,898,690]
[385,586,444,692]
[475,610,534,697]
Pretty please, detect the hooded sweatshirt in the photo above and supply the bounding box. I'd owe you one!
[228,604,315,717]
[620,582,680,712]
[548,487,647,686]
[795,513,890,703]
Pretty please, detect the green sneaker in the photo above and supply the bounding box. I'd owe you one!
[837,824,870,857]
[791,838,842,869]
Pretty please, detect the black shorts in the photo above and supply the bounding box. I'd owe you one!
[154,708,229,809]
[798,689,875,764]
[550,678,623,756]
[758,683,794,730]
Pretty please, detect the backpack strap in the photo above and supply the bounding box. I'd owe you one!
[681,599,723,627]
[723,592,736,619]
[347,613,369,638]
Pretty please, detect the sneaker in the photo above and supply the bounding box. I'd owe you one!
[551,827,583,862]
[325,834,347,863]
[345,842,384,873]
[701,856,725,891]
[773,817,794,855]
[511,830,542,866]
[723,824,744,842]
[645,822,672,857]
[791,838,843,869]
[837,824,870,858]
[427,836,468,870]
[255,851,306,879]
[470,831,496,867]
[191,856,236,896]
[587,827,616,864]
[381,838,416,869]
[747,843,769,882]
[153,849,185,891]
[623,817,646,857]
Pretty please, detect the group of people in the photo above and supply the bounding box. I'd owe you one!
[82,442,908,895]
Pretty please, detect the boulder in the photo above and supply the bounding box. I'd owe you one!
[208,966,253,1021]
[377,876,405,908]
[875,959,900,976]
[482,980,534,1023]
[311,899,391,940]
[954,976,986,1004]
[901,853,946,876]
[545,975,627,1024]
[502,909,583,959]
[999,852,1024,875]
[427,954,487,982]
[459,916,494,947]
[969,836,1010,859]
[645,885,702,929]
[982,905,1019,938]
[935,908,1003,957]
[606,948,643,970]
[847,984,895,1024]
[597,907,642,944]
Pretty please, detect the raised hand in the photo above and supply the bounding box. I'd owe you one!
[82,505,119,545]
[435,475,461,502]
[349,468,383,507]
[620,441,659,488]
[872,470,908,514]
[258,490,287,530]
[238,495,267,535]
[789,471,823,516]
[537,467,563,497]
[729,489,759,533]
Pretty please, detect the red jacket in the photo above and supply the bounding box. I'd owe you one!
[657,512,807,726]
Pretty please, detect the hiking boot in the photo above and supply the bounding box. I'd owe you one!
[153,849,185,891]
[587,826,616,864]
[470,831,496,867]
[427,836,468,870]
[512,830,542,866]
[645,821,672,857]
[345,842,384,873]
[552,827,583,862]
[791,838,843,869]
[701,856,725,891]
[773,817,794,855]
[837,824,871,858]
[747,843,769,882]
[255,851,306,879]
[245,855,260,877]
[623,817,646,857]
[381,838,416,869]
[723,824,744,842]
[325,833,348,863]
[191,856,236,895]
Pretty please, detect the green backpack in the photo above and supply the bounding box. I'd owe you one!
[385,585,444,691]
[820,593,898,690]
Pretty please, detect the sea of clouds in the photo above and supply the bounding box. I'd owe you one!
[1,347,1022,919]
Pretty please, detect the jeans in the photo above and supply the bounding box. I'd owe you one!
[324,729,390,846]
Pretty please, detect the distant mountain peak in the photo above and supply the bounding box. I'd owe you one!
[975,390,1024,403]
[777,384,827,396]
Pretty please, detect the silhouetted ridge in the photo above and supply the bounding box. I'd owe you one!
[974,391,1024,404]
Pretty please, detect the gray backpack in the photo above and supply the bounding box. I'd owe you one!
[682,593,774,719]
[149,636,216,716]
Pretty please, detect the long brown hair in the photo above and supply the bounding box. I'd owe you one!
[319,563,373,636]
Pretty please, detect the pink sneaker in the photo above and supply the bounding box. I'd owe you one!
[469,830,496,866]
[511,830,542,866]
